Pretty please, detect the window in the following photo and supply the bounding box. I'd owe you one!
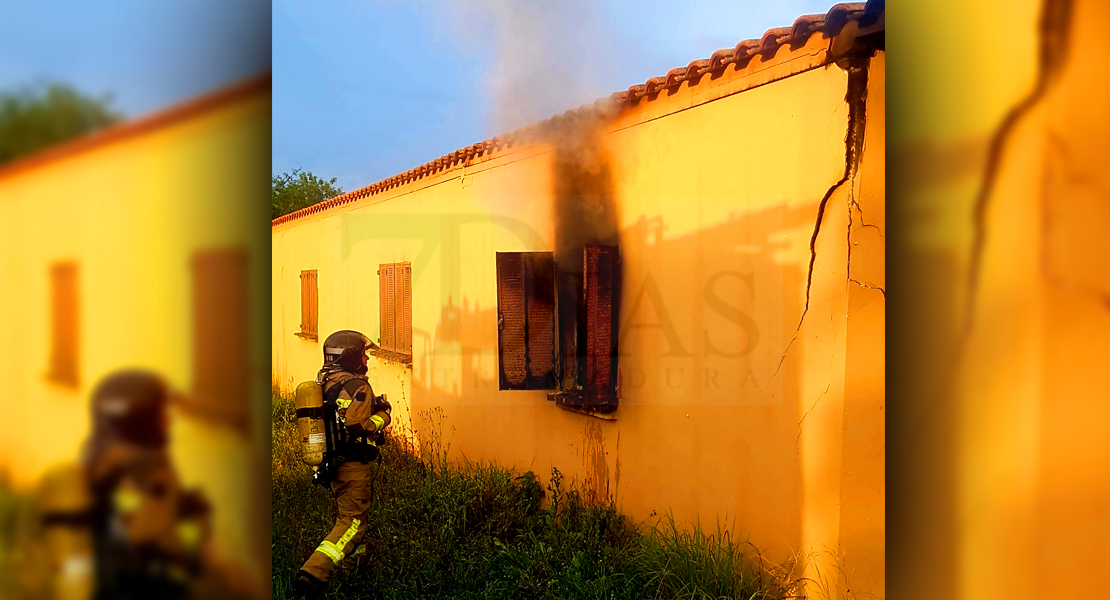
[496,245,619,410]
[298,270,318,341]
[47,261,79,387]
[377,262,411,360]
[187,248,249,431]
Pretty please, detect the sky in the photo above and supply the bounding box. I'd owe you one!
[273,0,838,192]
[0,0,270,116]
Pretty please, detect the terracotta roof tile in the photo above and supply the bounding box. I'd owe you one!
[272,0,882,227]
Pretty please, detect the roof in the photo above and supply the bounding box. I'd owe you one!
[272,0,884,227]
[0,72,272,182]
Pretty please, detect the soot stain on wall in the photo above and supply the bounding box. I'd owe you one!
[550,115,621,390]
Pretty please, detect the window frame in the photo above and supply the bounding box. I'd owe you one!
[561,244,620,408]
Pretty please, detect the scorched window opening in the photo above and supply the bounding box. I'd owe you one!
[495,245,619,410]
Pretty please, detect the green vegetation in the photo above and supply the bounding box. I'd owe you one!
[272,396,800,599]
[0,477,39,599]
[0,83,122,166]
[272,168,344,220]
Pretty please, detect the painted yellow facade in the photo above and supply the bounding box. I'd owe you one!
[273,14,884,600]
[0,75,271,595]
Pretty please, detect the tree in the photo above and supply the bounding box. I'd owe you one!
[0,83,123,166]
[272,168,345,220]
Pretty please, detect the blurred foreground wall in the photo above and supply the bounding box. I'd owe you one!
[889,0,1110,598]
[273,4,884,599]
[0,74,272,594]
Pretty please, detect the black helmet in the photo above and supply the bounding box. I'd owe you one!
[322,330,377,374]
[90,369,170,448]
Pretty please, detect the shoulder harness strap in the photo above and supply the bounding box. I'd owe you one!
[324,373,367,403]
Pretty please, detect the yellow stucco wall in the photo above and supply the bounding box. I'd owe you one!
[273,33,884,599]
[0,80,271,595]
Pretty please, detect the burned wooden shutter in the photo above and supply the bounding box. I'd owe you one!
[191,248,249,430]
[300,270,318,340]
[583,245,619,405]
[379,264,395,352]
[48,261,79,386]
[524,255,556,386]
[496,252,555,390]
[497,253,528,388]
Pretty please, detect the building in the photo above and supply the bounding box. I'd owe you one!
[0,74,271,596]
[272,2,884,598]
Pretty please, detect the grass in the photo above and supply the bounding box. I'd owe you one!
[272,396,801,600]
[0,476,46,599]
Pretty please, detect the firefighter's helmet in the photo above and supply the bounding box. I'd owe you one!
[90,370,170,448]
[322,330,377,374]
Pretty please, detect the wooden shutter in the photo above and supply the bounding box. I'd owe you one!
[524,254,556,387]
[300,270,318,339]
[380,264,396,352]
[583,245,619,405]
[376,262,411,357]
[49,262,79,386]
[393,264,404,355]
[308,271,318,337]
[191,249,249,429]
[496,252,556,390]
[378,265,388,349]
[300,272,307,332]
[497,253,528,388]
[401,263,412,355]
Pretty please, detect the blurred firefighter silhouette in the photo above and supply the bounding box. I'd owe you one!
[33,370,214,600]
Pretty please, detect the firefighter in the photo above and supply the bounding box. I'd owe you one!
[293,330,392,598]
[80,369,212,600]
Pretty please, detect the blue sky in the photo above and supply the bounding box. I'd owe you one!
[274,0,838,191]
[0,0,269,116]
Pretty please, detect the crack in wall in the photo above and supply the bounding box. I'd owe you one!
[1045,132,1109,194]
[767,58,871,388]
[850,278,886,299]
[1041,132,1110,310]
[960,0,1074,356]
[798,379,834,451]
[1044,271,1110,310]
[851,208,885,239]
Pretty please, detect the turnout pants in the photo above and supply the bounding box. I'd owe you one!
[300,461,372,582]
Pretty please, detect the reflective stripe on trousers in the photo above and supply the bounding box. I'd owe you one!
[313,517,361,565]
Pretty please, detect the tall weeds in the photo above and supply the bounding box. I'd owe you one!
[272,396,801,599]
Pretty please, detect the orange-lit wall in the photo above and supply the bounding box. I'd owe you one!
[0,82,271,593]
[273,33,884,599]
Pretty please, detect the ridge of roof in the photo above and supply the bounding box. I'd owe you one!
[0,72,272,182]
[272,0,883,228]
